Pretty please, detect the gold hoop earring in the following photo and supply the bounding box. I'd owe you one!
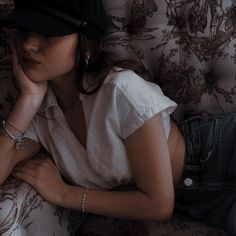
[85,55,91,67]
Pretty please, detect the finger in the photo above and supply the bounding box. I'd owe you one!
[18,157,49,166]
[9,40,25,78]
[13,162,37,172]
[12,170,36,185]
[15,163,42,174]
[16,159,35,168]
[13,165,36,173]
[30,158,51,167]
[9,39,18,64]
[16,157,46,168]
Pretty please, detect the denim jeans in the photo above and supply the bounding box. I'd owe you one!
[175,112,236,236]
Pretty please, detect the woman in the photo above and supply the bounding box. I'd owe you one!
[0,0,235,235]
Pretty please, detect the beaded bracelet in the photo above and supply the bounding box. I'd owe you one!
[81,187,90,213]
[2,120,27,150]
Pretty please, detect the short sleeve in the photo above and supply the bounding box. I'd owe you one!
[24,119,40,143]
[104,69,177,139]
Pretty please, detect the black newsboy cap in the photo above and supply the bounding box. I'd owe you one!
[4,0,109,42]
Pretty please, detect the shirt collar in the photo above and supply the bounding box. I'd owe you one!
[39,87,59,112]
[39,86,88,113]
[38,70,115,112]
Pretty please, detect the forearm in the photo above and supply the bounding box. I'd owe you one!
[61,185,174,221]
[0,95,43,184]
[0,144,16,185]
[7,94,43,132]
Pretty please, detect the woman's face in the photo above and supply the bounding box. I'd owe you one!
[15,28,79,83]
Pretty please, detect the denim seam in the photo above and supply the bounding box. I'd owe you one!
[200,118,221,163]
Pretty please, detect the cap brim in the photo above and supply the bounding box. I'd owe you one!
[8,9,78,37]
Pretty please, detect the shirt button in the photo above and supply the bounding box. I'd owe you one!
[184,178,193,187]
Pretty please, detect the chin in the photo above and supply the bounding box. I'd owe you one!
[21,62,44,80]
[24,70,46,83]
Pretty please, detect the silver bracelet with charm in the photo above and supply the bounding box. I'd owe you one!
[1,120,28,150]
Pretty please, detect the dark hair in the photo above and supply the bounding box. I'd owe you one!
[74,33,151,95]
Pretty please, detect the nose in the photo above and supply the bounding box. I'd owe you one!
[22,32,42,52]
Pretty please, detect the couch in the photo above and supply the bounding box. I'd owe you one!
[1,0,235,235]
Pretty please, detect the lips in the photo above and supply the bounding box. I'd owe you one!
[21,56,41,68]
[22,56,41,64]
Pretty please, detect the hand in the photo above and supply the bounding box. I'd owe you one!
[10,39,48,98]
[12,154,68,206]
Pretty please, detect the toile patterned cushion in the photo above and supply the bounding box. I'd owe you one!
[0,175,84,236]
[102,0,236,120]
[0,0,234,235]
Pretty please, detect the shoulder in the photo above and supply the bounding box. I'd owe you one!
[96,67,177,139]
[102,67,159,103]
[103,67,148,91]
[101,67,176,110]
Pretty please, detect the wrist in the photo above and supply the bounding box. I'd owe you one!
[6,94,44,133]
[60,184,84,210]
[19,93,45,106]
[59,183,70,207]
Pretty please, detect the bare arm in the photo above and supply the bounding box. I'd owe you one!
[62,113,174,221]
[0,95,42,185]
[0,40,47,185]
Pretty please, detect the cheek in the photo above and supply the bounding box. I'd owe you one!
[45,47,77,75]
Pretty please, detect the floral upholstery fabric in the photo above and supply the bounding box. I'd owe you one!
[102,0,236,121]
[0,176,82,236]
[1,0,235,235]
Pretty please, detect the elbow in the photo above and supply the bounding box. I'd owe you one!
[149,198,174,221]
[159,203,174,221]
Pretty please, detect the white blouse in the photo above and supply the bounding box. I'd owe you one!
[24,68,177,190]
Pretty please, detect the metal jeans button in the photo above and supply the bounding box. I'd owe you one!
[184,178,193,187]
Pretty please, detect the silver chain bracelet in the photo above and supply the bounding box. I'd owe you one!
[1,120,28,150]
